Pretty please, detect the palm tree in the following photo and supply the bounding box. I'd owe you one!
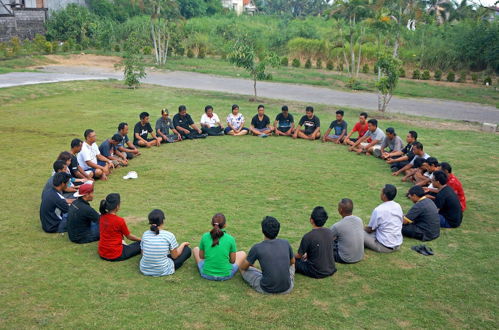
[423,0,453,24]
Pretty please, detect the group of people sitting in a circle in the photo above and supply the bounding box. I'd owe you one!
[39,104,466,294]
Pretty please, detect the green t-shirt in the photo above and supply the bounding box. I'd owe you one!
[199,230,237,277]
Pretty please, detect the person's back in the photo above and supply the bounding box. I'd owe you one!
[403,194,440,241]
[436,185,463,228]
[199,231,236,277]
[40,186,68,233]
[300,228,336,277]
[67,184,100,244]
[372,200,403,247]
[140,229,178,276]
[330,215,364,263]
[247,238,293,293]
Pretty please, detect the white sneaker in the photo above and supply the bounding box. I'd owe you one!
[123,171,138,180]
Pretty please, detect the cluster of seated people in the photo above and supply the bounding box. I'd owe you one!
[39,104,466,294]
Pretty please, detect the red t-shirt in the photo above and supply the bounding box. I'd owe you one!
[447,174,466,211]
[98,213,130,260]
[352,122,369,138]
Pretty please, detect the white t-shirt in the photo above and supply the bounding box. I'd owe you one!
[410,152,430,165]
[200,113,220,128]
[226,113,245,130]
[368,200,403,248]
[77,142,100,171]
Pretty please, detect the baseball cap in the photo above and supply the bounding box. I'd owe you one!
[73,183,94,197]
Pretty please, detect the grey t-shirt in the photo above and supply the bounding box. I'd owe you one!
[405,197,440,241]
[363,128,386,146]
[246,239,294,294]
[330,215,364,263]
[381,135,404,152]
[155,117,175,136]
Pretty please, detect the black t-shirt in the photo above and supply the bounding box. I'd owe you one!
[402,142,415,161]
[435,185,463,228]
[251,114,270,129]
[405,197,440,241]
[40,187,69,233]
[67,198,100,243]
[70,154,79,177]
[275,113,294,128]
[298,227,336,277]
[298,115,320,135]
[173,113,194,130]
[133,122,153,143]
[247,239,294,293]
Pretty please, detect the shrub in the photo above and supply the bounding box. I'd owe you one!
[176,46,185,56]
[362,63,369,74]
[337,62,344,71]
[280,56,288,66]
[316,58,322,69]
[187,48,194,58]
[484,76,492,85]
[412,69,421,80]
[33,34,46,53]
[326,60,334,70]
[346,78,362,90]
[10,37,21,56]
[44,41,53,54]
[447,71,455,82]
[114,44,121,52]
[305,58,312,69]
[399,68,406,77]
[52,41,59,53]
[434,70,442,81]
[75,44,83,51]
[292,58,300,68]
[198,47,205,59]
[143,46,152,55]
[471,73,478,83]
[458,71,466,83]
[422,70,430,80]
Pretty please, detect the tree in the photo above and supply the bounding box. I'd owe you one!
[228,38,280,100]
[375,53,401,112]
[117,32,147,88]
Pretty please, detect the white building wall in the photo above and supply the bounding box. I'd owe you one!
[221,0,243,15]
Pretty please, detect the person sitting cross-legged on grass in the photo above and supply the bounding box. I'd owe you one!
[116,122,141,159]
[192,213,246,281]
[40,172,74,233]
[134,112,162,148]
[200,105,224,136]
[99,134,128,168]
[343,112,369,146]
[374,127,404,158]
[426,162,466,212]
[323,110,348,144]
[293,106,321,140]
[156,108,181,143]
[364,184,403,253]
[250,104,274,137]
[402,185,440,242]
[69,139,94,181]
[98,193,141,262]
[274,105,295,136]
[173,105,207,140]
[295,206,336,279]
[225,104,249,136]
[349,119,385,155]
[140,209,191,277]
[57,151,89,187]
[67,183,100,244]
[239,216,295,294]
[43,160,78,199]
[77,129,114,181]
[392,142,430,178]
[329,198,364,264]
[431,171,463,228]
[385,130,418,172]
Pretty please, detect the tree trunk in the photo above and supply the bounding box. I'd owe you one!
[356,28,364,77]
[393,36,399,58]
[253,75,257,100]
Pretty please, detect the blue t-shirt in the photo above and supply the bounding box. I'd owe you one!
[275,113,294,128]
[329,120,348,136]
[140,229,179,276]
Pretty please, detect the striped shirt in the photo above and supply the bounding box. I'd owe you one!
[140,229,179,276]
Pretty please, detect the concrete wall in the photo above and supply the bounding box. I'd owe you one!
[46,0,86,13]
[0,9,46,42]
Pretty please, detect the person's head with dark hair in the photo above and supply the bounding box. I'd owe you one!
[161,108,169,119]
[118,122,128,133]
[360,112,368,119]
[53,160,67,173]
[432,170,448,188]
[408,185,425,203]
[261,216,280,239]
[139,112,150,122]
[425,157,439,172]
[178,105,187,116]
[413,157,426,169]
[210,213,226,247]
[70,138,82,150]
[385,127,395,138]
[336,109,344,118]
[57,151,72,164]
[281,105,288,112]
[52,172,71,188]
[305,106,314,114]
[84,129,95,142]
[367,118,378,132]
[338,198,353,217]
[110,133,123,144]
[148,209,165,236]
[440,162,452,174]
[204,105,213,113]
[99,193,121,215]
[310,206,328,227]
[257,104,265,115]
[231,104,239,114]
[381,184,397,201]
[412,141,424,154]
[408,130,418,141]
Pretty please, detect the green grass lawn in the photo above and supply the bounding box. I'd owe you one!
[0,81,497,328]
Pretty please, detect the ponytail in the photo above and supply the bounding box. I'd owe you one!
[99,193,121,215]
[210,213,226,247]
[148,209,165,235]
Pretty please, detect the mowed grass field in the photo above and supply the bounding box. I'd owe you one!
[0,81,497,328]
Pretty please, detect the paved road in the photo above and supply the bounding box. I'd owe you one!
[1,65,498,124]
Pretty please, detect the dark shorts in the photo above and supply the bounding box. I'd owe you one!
[133,138,155,147]
[277,127,291,132]
[101,242,141,262]
[295,259,336,279]
[224,127,249,134]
